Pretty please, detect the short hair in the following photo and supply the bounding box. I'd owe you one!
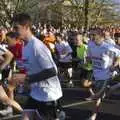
[93,29,104,37]
[114,33,120,38]
[76,32,83,36]
[55,33,62,38]
[6,32,20,39]
[12,13,32,26]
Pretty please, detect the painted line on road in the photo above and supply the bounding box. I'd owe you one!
[63,100,93,108]
[62,88,85,91]
[61,80,81,82]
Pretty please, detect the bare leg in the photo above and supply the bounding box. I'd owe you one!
[0,85,23,112]
[67,68,74,87]
[67,68,72,79]
[84,80,95,100]
[109,82,120,94]
[88,80,108,120]
[83,79,92,88]
[7,69,15,100]
[89,88,95,96]
[88,80,108,100]
[89,98,102,120]
[22,113,30,120]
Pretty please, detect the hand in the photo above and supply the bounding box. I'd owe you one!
[114,61,120,68]
[113,57,120,68]
[60,54,66,59]
[11,73,26,85]
[0,56,4,64]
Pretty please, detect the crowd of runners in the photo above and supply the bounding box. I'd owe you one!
[0,13,119,120]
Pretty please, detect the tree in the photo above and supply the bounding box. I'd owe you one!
[47,0,120,28]
[0,0,119,28]
[0,0,62,28]
[84,0,89,31]
[88,0,120,26]
[0,0,40,28]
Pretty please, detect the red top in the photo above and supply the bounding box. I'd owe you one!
[9,42,23,60]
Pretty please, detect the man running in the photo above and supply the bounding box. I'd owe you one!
[0,44,23,116]
[87,29,120,120]
[12,13,64,120]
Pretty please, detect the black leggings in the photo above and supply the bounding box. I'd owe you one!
[80,68,92,80]
[24,97,62,120]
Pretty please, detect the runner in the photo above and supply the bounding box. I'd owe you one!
[6,31,25,94]
[55,33,73,87]
[12,13,64,120]
[6,32,23,62]
[75,33,92,87]
[87,29,120,120]
[104,31,115,45]
[0,44,23,116]
[43,29,56,54]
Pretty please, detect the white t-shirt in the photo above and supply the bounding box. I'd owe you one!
[104,38,115,46]
[0,44,8,79]
[88,41,120,80]
[22,36,62,102]
[55,41,72,62]
[115,44,120,50]
[0,44,8,55]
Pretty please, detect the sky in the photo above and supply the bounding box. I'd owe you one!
[113,0,120,3]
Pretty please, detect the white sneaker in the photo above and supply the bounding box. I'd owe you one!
[85,95,98,101]
[67,80,74,88]
[0,106,13,117]
[58,111,66,120]
[85,97,93,101]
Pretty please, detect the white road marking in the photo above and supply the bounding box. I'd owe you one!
[63,100,93,108]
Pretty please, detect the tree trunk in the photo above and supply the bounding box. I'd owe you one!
[84,0,89,32]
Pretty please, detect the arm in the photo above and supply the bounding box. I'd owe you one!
[110,47,120,71]
[28,67,57,83]
[112,47,120,68]
[61,42,72,59]
[113,57,120,68]
[86,47,92,64]
[0,50,13,70]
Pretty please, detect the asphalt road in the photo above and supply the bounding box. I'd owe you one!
[61,85,120,120]
[1,69,120,120]
[59,68,120,120]
[1,85,120,120]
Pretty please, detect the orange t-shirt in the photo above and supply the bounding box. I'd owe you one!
[44,34,56,52]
